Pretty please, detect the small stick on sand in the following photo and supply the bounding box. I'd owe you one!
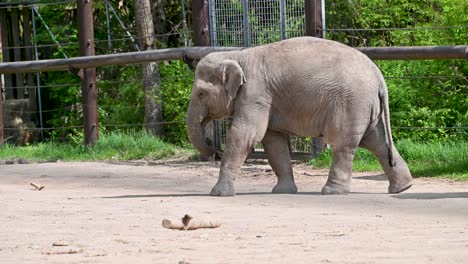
[162,214,222,231]
[52,241,69,246]
[30,182,45,191]
[46,249,82,255]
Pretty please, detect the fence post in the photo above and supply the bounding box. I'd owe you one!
[305,0,326,157]
[77,0,98,146]
[192,0,211,46]
[242,0,251,47]
[192,0,217,160]
[0,8,14,100]
[279,0,286,40]
[305,0,323,38]
[11,8,24,98]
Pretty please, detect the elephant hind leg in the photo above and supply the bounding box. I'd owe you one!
[322,135,362,195]
[359,120,413,194]
[262,130,298,194]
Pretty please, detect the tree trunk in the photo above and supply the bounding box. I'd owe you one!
[151,0,166,44]
[133,0,163,136]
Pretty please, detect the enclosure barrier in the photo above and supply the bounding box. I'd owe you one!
[0,45,467,74]
[0,44,467,148]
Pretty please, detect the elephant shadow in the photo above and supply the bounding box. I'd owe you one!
[391,192,468,200]
[101,191,322,199]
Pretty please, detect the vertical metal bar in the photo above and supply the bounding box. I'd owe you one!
[108,3,140,51]
[105,0,112,52]
[280,0,286,40]
[23,8,36,112]
[304,0,322,38]
[304,0,325,158]
[242,0,250,47]
[31,6,44,140]
[181,0,188,47]
[194,0,217,157]
[209,0,222,153]
[321,0,326,39]
[77,0,98,146]
[207,0,216,46]
[213,119,220,155]
[11,8,23,98]
[33,6,69,59]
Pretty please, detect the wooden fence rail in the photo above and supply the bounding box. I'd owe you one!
[0,45,467,74]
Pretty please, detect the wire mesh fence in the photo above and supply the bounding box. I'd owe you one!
[209,0,305,47]
[208,0,310,159]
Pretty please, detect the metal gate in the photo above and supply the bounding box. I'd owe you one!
[207,0,316,160]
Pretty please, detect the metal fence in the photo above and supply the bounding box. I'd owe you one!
[207,0,468,160]
[209,0,305,47]
[209,0,311,159]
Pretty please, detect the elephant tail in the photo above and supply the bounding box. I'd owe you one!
[380,87,396,167]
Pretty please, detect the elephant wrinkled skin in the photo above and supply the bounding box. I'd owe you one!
[186,37,414,196]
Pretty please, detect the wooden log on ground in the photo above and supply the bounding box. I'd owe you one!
[162,214,222,230]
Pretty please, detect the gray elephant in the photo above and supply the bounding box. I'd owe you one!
[186,36,413,196]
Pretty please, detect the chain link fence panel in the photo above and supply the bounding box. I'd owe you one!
[209,0,313,159]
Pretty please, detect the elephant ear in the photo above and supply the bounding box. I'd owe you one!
[182,54,200,70]
[222,59,246,113]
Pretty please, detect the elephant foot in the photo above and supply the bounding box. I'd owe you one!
[210,178,235,196]
[272,182,298,194]
[387,169,414,194]
[388,180,413,194]
[321,184,350,195]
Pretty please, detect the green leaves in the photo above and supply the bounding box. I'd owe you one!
[160,60,194,145]
[326,0,467,142]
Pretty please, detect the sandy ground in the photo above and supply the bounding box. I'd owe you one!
[0,159,467,264]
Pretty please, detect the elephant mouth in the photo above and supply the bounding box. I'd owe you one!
[201,116,211,127]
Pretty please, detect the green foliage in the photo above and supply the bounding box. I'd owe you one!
[99,66,145,129]
[310,147,381,172]
[160,61,194,145]
[310,140,468,180]
[0,130,192,161]
[34,1,194,145]
[379,60,468,142]
[326,0,468,142]
[397,139,468,180]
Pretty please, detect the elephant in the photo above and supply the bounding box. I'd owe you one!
[186,36,414,196]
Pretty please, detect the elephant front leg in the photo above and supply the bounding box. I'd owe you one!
[262,130,297,194]
[210,147,243,196]
[210,118,268,196]
[322,141,359,195]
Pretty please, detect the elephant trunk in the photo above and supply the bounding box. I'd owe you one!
[186,102,216,157]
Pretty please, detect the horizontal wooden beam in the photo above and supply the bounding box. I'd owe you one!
[357,45,468,60]
[0,45,466,74]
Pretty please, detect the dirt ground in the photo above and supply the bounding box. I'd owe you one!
[0,159,467,264]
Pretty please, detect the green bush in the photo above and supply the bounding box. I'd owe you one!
[309,140,468,180]
[160,61,194,145]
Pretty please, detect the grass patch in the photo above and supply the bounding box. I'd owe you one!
[3,133,467,180]
[310,139,468,180]
[0,130,194,162]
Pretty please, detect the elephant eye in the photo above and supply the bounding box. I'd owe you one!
[198,91,205,99]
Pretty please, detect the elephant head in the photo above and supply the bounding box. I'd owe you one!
[186,56,246,157]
